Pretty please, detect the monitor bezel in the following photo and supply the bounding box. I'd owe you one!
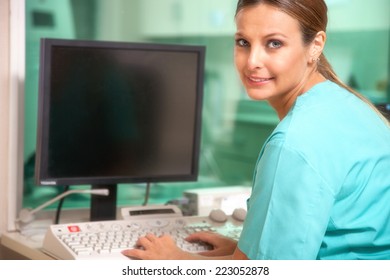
[35,38,205,188]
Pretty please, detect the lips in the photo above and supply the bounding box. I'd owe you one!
[249,77,273,82]
[247,76,274,85]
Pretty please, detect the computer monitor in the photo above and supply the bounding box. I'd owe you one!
[35,38,205,221]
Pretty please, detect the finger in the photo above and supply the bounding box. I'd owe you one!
[145,233,158,241]
[185,231,217,243]
[122,248,147,260]
[197,249,224,257]
[136,235,154,249]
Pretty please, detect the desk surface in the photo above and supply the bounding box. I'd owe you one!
[1,208,93,260]
[1,231,54,260]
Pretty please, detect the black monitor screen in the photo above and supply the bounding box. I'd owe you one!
[35,38,205,220]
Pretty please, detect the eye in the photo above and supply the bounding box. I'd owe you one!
[267,40,282,49]
[235,38,250,48]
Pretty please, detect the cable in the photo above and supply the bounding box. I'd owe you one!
[142,182,151,206]
[16,188,109,224]
[54,185,69,224]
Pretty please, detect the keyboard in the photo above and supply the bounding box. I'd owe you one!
[41,206,245,260]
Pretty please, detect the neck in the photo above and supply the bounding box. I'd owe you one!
[269,72,326,120]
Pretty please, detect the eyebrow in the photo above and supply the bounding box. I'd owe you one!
[235,31,289,39]
[264,32,289,39]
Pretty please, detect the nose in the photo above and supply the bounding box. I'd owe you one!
[247,47,265,70]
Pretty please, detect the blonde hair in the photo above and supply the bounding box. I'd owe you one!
[235,0,389,126]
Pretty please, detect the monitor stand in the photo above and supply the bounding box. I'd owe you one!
[90,184,117,221]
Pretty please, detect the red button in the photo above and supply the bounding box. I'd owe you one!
[67,225,81,232]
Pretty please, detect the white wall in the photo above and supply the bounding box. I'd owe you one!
[0,0,25,235]
[0,0,11,236]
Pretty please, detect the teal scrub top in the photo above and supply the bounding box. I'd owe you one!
[238,80,390,259]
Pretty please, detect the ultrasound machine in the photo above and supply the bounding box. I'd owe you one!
[22,38,246,260]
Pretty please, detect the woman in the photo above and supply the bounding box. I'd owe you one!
[122,0,390,260]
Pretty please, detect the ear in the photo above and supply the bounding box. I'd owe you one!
[310,31,326,62]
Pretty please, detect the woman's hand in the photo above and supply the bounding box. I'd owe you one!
[121,231,238,260]
[121,233,194,260]
[186,231,237,257]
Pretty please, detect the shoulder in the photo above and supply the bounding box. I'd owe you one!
[271,80,386,147]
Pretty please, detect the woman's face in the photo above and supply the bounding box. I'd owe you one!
[234,4,320,114]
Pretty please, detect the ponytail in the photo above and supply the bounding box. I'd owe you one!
[319,53,390,126]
